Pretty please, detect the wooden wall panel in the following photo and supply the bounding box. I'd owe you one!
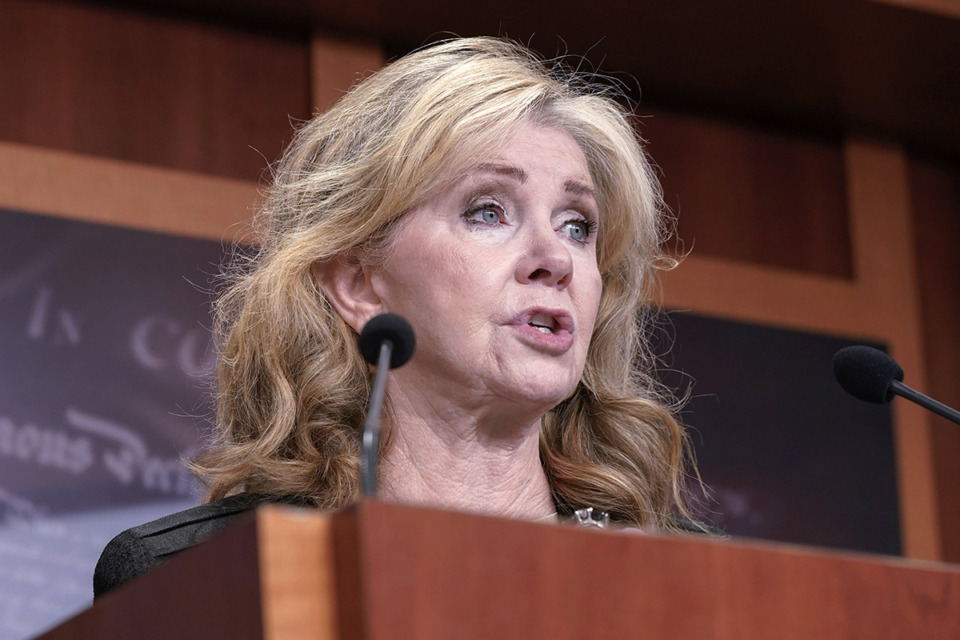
[1,0,955,562]
[0,141,257,241]
[871,0,960,19]
[0,37,388,246]
[910,155,960,562]
[641,109,851,277]
[0,0,310,181]
[311,35,384,113]
[844,139,940,559]
[659,132,942,559]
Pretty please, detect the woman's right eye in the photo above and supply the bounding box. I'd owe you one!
[463,203,504,225]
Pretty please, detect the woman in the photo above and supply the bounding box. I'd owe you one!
[94,36,699,598]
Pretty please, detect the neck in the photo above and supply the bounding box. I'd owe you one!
[377,382,556,521]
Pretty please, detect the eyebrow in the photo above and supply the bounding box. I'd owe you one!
[475,163,527,183]
[472,163,597,200]
[563,180,596,199]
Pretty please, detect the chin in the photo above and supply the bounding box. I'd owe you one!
[508,374,581,412]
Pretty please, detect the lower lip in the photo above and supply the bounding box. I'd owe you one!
[512,323,574,353]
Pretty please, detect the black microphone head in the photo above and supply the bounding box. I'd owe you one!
[358,313,416,369]
[833,345,904,404]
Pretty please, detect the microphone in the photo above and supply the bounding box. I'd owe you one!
[833,345,960,425]
[359,313,416,369]
[358,313,416,497]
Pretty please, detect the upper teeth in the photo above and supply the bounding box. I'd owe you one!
[529,314,555,333]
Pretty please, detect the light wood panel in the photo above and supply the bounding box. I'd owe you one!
[844,139,939,561]
[661,258,865,337]
[259,508,338,640]
[0,141,257,241]
[910,155,960,563]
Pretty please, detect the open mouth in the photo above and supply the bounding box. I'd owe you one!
[515,308,574,352]
[528,313,557,334]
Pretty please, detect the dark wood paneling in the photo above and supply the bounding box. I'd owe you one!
[910,155,960,562]
[0,0,310,181]
[101,0,960,158]
[641,108,852,277]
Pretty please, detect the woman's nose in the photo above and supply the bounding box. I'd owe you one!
[515,224,573,289]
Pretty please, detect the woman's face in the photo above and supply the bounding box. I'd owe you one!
[371,123,603,414]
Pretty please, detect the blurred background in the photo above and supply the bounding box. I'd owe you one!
[1,0,958,637]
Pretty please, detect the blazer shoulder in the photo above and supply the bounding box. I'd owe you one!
[129,492,268,552]
[93,493,271,599]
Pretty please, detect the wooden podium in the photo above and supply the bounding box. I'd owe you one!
[39,501,960,639]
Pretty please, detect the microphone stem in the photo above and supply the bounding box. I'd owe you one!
[891,380,960,426]
[361,340,393,497]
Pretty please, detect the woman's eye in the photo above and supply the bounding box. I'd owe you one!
[464,203,504,225]
[561,218,597,243]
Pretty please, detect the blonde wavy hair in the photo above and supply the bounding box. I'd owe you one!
[193,36,697,528]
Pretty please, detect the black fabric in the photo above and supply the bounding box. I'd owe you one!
[92,493,303,599]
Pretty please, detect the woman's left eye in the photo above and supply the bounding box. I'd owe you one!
[561,218,597,243]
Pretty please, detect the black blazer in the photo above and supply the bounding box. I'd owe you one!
[92,493,306,599]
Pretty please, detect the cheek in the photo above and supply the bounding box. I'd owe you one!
[415,246,472,308]
[579,263,604,324]
[376,237,477,321]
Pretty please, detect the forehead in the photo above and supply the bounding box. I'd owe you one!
[433,124,596,196]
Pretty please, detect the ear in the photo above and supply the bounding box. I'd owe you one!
[312,253,384,333]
